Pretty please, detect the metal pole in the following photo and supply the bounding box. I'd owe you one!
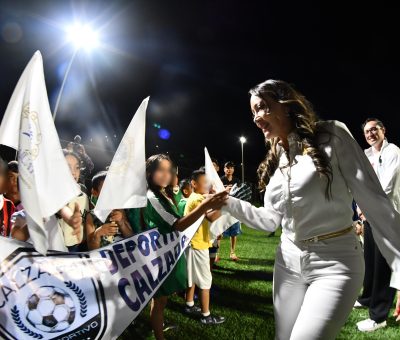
[241,141,245,183]
[53,48,79,121]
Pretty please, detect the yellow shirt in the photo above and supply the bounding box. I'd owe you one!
[184,192,211,250]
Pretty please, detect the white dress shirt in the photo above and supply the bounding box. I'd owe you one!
[224,120,400,289]
[365,139,400,213]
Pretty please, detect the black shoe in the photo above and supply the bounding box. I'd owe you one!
[184,305,202,314]
[200,314,225,325]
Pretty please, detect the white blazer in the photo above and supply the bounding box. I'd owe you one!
[223,120,400,289]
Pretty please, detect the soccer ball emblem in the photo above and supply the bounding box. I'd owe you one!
[25,285,76,333]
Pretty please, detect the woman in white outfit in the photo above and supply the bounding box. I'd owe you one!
[222,79,400,340]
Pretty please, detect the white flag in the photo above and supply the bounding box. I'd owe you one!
[204,147,238,237]
[204,147,225,192]
[94,97,149,222]
[0,51,79,254]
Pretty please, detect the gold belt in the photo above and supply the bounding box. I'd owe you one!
[301,226,354,243]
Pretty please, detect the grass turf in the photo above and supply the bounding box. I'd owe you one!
[119,226,399,339]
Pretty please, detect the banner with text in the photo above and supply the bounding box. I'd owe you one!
[0,217,202,340]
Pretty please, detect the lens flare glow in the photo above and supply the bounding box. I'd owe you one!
[158,129,171,140]
[66,23,99,50]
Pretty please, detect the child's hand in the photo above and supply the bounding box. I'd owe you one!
[110,210,126,226]
[354,222,364,236]
[97,222,119,237]
[11,216,29,242]
[393,291,400,322]
[67,203,82,236]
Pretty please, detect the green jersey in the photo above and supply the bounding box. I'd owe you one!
[128,190,187,297]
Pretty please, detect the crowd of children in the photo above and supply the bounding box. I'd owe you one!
[0,150,238,339]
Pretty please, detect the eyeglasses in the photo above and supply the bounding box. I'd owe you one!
[364,126,381,136]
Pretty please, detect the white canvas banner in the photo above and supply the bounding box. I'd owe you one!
[0,216,202,339]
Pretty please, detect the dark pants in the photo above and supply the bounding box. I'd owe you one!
[358,221,396,322]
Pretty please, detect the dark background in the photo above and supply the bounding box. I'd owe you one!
[1,0,399,182]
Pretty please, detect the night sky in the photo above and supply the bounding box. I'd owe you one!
[1,0,399,181]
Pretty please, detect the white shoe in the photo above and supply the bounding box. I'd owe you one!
[357,318,387,332]
[353,300,364,308]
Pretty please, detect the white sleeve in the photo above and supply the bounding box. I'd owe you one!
[223,196,282,232]
[332,121,400,289]
[380,149,400,198]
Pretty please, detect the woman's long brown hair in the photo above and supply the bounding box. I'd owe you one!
[250,79,332,199]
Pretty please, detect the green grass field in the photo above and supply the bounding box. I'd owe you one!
[119,226,399,339]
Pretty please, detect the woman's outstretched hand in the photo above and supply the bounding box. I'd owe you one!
[202,190,229,211]
[173,190,228,232]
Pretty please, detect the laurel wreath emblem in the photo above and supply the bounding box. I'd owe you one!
[11,305,43,339]
[21,104,42,161]
[64,281,88,317]
[11,281,88,336]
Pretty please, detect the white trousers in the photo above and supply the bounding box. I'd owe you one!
[273,232,365,340]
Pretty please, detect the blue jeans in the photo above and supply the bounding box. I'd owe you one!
[223,222,242,237]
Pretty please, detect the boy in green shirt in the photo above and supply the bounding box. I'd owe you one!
[177,178,192,216]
